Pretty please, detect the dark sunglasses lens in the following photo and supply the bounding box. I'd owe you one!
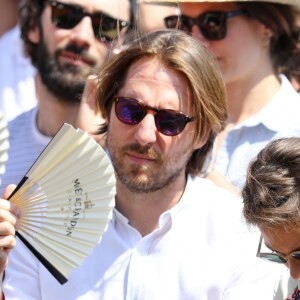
[164,16,191,34]
[291,252,300,260]
[199,12,226,40]
[156,111,186,136]
[51,5,81,29]
[92,15,121,42]
[260,253,287,264]
[115,98,145,125]
[165,13,226,40]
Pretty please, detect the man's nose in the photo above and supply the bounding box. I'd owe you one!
[288,260,300,280]
[68,16,95,47]
[134,113,158,146]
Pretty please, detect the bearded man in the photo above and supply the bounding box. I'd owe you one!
[0,0,132,192]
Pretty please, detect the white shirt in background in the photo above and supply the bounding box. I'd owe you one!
[0,107,50,192]
[0,25,37,122]
[214,75,300,189]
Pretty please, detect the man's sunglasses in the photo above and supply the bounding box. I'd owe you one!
[257,235,300,264]
[114,97,194,136]
[164,10,245,41]
[48,1,130,42]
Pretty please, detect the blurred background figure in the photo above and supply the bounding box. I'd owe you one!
[142,0,300,193]
[0,0,37,121]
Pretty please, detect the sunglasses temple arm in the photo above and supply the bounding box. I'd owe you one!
[256,234,263,257]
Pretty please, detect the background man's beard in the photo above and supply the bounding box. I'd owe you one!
[36,40,95,104]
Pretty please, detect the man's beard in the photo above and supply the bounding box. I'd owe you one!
[107,139,190,194]
[35,39,98,104]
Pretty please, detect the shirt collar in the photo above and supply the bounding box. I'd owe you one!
[111,176,195,229]
[236,75,300,131]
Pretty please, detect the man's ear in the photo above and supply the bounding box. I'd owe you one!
[28,25,40,44]
[193,137,207,151]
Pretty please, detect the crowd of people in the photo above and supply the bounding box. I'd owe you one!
[0,0,299,299]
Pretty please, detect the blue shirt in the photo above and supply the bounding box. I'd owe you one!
[214,75,300,189]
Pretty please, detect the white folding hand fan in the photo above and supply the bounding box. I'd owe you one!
[8,123,116,284]
[0,113,9,179]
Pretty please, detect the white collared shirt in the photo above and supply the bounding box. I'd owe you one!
[3,176,282,299]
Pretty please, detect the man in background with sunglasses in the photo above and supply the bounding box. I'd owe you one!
[0,29,281,299]
[0,0,131,192]
[242,137,300,299]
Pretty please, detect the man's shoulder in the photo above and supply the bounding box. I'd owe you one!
[187,176,241,205]
[182,176,243,220]
[174,176,253,250]
[8,108,35,132]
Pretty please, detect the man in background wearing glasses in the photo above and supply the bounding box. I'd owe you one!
[0,0,131,192]
[0,29,281,299]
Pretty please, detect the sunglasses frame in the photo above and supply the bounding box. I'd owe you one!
[47,0,130,42]
[114,96,194,136]
[256,234,300,264]
[164,10,245,41]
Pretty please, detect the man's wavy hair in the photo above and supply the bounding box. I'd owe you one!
[239,2,300,84]
[243,137,300,231]
[19,0,46,66]
[95,29,228,177]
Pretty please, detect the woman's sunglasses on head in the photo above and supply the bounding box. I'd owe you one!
[164,10,245,41]
[114,97,194,137]
[47,0,130,42]
[256,235,300,264]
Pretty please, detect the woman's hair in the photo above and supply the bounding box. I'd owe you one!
[242,137,300,231]
[239,2,300,83]
[95,29,228,176]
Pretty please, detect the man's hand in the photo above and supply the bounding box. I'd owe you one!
[0,184,20,275]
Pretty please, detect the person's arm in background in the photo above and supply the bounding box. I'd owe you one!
[0,0,18,37]
[205,169,240,195]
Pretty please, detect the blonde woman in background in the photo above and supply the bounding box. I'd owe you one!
[141,0,300,194]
